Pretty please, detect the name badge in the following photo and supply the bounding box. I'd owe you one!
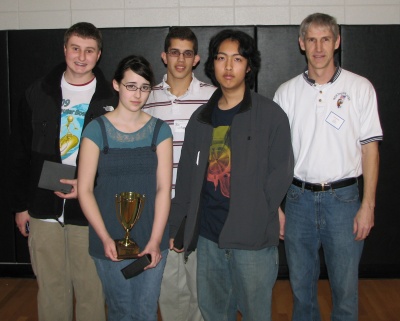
[325,111,344,130]
[174,120,188,133]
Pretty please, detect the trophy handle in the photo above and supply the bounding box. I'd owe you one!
[115,194,122,225]
[132,194,146,226]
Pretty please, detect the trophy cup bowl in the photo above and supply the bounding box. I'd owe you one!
[115,192,146,259]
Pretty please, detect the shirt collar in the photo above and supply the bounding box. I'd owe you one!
[302,64,342,86]
[160,73,197,98]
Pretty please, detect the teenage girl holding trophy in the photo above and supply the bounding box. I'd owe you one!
[78,55,172,321]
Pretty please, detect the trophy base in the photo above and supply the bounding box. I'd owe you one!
[115,240,140,260]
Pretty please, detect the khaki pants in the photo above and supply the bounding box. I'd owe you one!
[159,250,204,321]
[28,218,105,321]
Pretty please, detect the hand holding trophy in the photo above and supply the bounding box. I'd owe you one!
[115,192,146,259]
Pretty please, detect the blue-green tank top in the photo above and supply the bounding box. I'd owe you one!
[88,116,170,259]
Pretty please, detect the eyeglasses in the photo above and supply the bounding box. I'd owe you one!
[121,83,152,92]
[167,49,195,58]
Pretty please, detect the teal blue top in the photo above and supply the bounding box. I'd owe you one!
[82,115,172,259]
[82,115,172,149]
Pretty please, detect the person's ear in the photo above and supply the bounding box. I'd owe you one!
[299,37,305,51]
[161,52,168,65]
[334,35,341,50]
[112,79,120,92]
[192,54,200,67]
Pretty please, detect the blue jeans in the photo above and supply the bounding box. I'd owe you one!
[284,183,364,321]
[197,236,278,321]
[93,250,167,321]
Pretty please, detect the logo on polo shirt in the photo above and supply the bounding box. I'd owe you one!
[333,92,350,108]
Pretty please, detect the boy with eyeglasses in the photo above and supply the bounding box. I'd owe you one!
[8,22,117,321]
[143,26,215,321]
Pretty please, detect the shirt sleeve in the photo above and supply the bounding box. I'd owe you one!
[358,80,383,144]
[156,121,173,145]
[81,117,103,149]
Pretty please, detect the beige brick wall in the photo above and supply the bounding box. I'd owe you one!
[0,0,399,30]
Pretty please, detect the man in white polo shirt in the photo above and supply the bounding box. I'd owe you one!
[274,13,382,321]
[143,26,215,321]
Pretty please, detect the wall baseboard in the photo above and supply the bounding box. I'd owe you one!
[0,263,34,278]
[1,263,398,279]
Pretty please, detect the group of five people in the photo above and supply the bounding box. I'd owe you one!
[9,12,382,321]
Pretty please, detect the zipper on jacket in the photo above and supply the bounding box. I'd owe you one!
[184,130,213,263]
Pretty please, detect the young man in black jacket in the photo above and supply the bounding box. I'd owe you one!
[8,22,117,321]
[169,29,294,321]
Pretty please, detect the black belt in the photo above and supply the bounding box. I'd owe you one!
[292,177,358,192]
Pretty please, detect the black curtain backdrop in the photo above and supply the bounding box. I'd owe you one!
[1,25,399,278]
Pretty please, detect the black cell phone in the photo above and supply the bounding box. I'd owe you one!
[120,254,151,279]
[25,222,30,234]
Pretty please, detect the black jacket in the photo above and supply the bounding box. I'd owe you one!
[8,63,117,225]
[170,87,294,258]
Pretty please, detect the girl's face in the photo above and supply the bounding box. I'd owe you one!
[113,69,151,112]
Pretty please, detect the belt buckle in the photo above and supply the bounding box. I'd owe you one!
[321,182,328,191]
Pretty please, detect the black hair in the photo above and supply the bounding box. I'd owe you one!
[64,22,102,51]
[204,29,260,89]
[113,55,155,87]
[164,26,198,55]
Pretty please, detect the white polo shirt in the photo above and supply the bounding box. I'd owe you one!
[143,74,216,195]
[274,67,383,184]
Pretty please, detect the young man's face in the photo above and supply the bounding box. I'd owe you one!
[214,39,250,92]
[64,35,101,81]
[161,38,200,81]
[299,24,340,78]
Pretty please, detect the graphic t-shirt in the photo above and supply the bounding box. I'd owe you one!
[199,103,241,243]
[43,74,96,223]
[60,74,96,165]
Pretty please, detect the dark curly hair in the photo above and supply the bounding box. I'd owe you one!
[204,29,260,89]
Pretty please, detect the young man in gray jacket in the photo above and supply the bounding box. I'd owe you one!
[169,29,294,321]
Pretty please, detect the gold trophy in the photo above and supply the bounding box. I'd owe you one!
[114,192,146,259]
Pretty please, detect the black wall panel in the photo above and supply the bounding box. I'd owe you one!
[98,27,169,84]
[0,31,15,263]
[257,26,305,99]
[7,29,66,264]
[341,25,400,276]
[8,29,66,130]
[1,25,399,278]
